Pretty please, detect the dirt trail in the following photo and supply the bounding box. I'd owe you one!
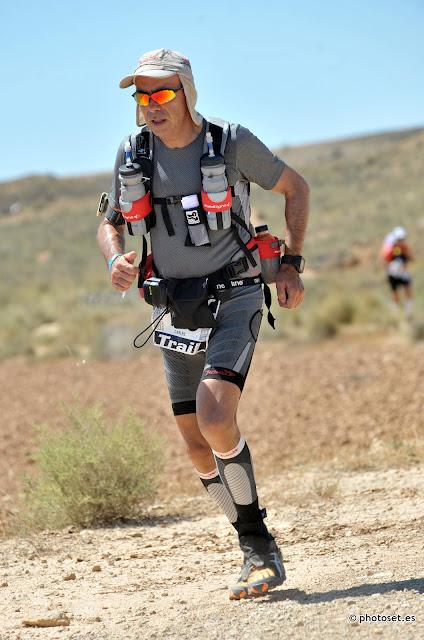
[0,337,423,638]
[0,465,423,639]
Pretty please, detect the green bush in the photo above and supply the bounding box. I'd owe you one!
[15,406,164,532]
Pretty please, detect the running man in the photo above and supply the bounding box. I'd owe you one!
[381,226,414,317]
[97,49,309,599]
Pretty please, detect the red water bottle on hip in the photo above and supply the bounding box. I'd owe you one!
[255,225,284,284]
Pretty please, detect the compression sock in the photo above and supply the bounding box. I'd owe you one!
[213,436,270,538]
[198,468,237,524]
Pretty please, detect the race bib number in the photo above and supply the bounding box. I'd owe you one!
[153,299,220,355]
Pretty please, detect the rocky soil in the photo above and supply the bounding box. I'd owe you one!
[0,336,423,638]
[0,465,423,639]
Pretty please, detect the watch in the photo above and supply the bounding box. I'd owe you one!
[280,255,305,273]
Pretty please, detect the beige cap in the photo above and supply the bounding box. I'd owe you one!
[119,48,202,127]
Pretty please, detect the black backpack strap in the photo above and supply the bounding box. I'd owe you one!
[134,126,151,158]
[137,236,148,288]
[207,122,224,156]
[230,207,258,267]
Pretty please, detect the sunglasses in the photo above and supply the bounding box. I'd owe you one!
[132,85,183,107]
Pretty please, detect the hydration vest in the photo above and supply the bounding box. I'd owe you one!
[107,119,276,329]
[123,118,259,273]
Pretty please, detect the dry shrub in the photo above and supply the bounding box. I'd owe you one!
[312,479,340,499]
[13,405,164,533]
[408,320,424,342]
[307,294,358,340]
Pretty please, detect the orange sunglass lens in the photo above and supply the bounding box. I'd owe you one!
[134,89,177,107]
[138,93,150,107]
[150,90,176,105]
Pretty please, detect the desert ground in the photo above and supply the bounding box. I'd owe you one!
[0,336,423,639]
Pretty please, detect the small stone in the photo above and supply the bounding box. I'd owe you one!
[92,565,102,572]
[64,573,76,581]
[94,616,101,622]
[1,581,8,587]
[129,553,138,559]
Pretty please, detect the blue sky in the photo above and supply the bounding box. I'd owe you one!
[0,0,423,180]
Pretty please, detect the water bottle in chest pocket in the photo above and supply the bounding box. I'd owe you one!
[118,141,153,236]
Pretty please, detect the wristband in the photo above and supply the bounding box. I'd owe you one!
[108,253,123,271]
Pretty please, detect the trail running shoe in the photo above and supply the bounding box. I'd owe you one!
[229,534,286,600]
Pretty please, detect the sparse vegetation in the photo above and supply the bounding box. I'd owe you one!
[0,126,423,360]
[312,479,340,500]
[12,406,164,534]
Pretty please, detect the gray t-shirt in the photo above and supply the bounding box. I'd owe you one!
[106,118,284,279]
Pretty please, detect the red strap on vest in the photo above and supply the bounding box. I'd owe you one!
[246,237,258,251]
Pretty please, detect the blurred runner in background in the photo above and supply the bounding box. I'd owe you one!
[381,226,414,317]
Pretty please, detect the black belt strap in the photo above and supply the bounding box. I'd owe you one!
[210,275,262,291]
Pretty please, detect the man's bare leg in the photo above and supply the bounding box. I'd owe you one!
[196,378,285,599]
[175,413,237,524]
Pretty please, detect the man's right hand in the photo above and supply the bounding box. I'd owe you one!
[110,251,139,292]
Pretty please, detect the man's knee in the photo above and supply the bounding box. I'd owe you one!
[185,438,212,461]
[175,413,212,456]
[196,380,240,435]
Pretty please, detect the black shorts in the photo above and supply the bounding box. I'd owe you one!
[388,275,411,291]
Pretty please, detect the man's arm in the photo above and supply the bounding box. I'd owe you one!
[271,164,310,308]
[97,219,139,292]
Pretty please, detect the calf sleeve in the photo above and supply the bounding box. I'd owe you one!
[198,468,237,524]
[213,436,269,537]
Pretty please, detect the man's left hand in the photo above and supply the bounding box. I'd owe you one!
[275,265,305,308]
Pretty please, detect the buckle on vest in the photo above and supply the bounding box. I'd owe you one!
[165,196,182,206]
[224,257,248,278]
